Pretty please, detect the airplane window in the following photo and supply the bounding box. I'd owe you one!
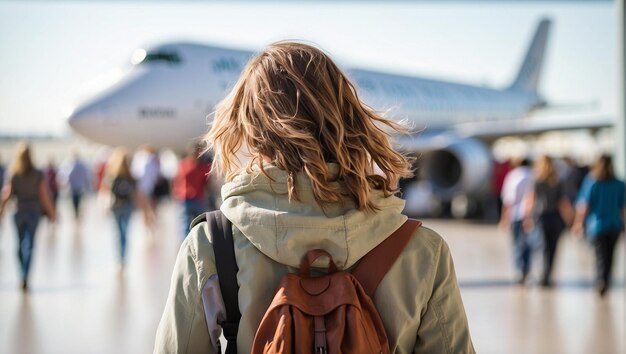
[135,50,182,65]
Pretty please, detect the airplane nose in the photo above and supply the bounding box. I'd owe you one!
[67,103,98,134]
[68,101,119,136]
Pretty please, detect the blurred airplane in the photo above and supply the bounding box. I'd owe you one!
[68,18,612,217]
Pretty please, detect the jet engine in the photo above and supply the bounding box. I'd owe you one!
[403,137,493,218]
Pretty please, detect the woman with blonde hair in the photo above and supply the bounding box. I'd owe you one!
[101,148,138,270]
[524,155,573,287]
[0,142,56,291]
[155,42,474,353]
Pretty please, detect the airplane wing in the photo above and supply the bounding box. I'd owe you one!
[393,112,614,151]
[452,114,614,141]
[393,130,467,152]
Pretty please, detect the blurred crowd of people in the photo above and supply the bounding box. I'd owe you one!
[0,141,623,297]
[0,141,216,291]
[497,154,624,297]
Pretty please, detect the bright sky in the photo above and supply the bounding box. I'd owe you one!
[0,1,616,136]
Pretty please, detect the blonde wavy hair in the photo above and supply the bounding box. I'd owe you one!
[10,141,35,176]
[205,41,413,212]
[534,155,558,185]
[105,148,133,180]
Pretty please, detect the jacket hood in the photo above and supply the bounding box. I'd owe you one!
[219,164,407,269]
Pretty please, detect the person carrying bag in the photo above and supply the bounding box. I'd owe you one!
[154,41,475,354]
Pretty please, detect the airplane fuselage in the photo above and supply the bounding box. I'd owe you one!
[68,19,554,217]
[69,43,541,152]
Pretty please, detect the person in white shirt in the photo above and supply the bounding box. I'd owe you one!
[499,158,534,285]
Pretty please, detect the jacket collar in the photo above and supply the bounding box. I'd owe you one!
[220,164,407,269]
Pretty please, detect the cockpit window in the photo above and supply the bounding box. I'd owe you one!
[132,49,181,65]
[144,52,181,64]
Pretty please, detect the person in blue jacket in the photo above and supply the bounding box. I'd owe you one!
[573,155,625,297]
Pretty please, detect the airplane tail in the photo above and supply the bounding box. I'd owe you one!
[507,18,551,92]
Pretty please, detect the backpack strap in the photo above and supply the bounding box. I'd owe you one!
[206,210,240,354]
[352,219,422,297]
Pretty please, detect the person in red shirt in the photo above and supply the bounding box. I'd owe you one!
[173,143,212,236]
[493,158,512,220]
[44,158,59,207]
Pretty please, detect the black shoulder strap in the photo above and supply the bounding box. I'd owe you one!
[206,210,240,354]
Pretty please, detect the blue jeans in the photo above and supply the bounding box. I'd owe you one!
[112,206,133,262]
[181,199,207,237]
[511,220,534,278]
[13,211,41,281]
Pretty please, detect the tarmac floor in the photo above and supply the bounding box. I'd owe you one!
[0,196,624,354]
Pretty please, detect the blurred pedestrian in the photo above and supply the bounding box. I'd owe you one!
[131,145,159,228]
[43,158,60,236]
[58,152,92,220]
[0,154,5,232]
[44,158,59,207]
[172,143,212,236]
[524,155,574,287]
[0,154,5,243]
[499,157,534,285]
[102,148,138,271]
[152,172,171,206]
[493,158,512,220]
[573,155,625,297]
[0,142,56,291]
[0,154,6,193]
[93,147,113,214]
[93,147,111,192]
[560,156,583,209]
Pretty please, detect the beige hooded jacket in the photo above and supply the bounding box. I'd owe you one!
[154,165,475,353]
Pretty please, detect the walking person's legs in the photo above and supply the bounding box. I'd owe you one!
[113,207,133,267]
[512,220,531,284]
[540,214,563,287]
[14,213,28,280]
[71,192,81,219]
[602,230,620,292]
[14,212,40,290]
[592,232,614,296]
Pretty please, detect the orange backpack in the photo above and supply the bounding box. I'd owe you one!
[205,211,421,354]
